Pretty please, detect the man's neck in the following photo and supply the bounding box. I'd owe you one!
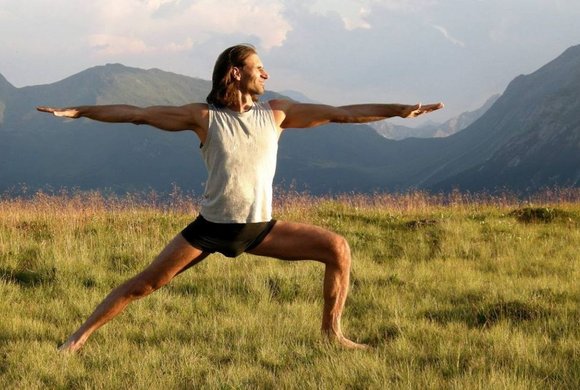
[228,93,255,113]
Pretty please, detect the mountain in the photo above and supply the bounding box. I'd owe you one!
[0,74,14,94]
[0,65,210,193]
[0,65,292,195]
[371,121,434,140]
[372,94,500,140]
[277,45,580,193]
[1,45,579,195]
[0,73,15,125]
[278,90,320,104]
[432,94,500,138]
[430,46,580,191]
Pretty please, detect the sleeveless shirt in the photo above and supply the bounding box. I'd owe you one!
[199,102,280,223]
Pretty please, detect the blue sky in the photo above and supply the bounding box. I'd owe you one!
[1,0,579,121]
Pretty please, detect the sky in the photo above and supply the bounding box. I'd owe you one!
[1,0,580,122]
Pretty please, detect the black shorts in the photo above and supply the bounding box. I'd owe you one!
[180,215,276,258]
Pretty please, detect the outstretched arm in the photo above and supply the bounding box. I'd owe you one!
[37,104,207,133]
[269,100,444,129]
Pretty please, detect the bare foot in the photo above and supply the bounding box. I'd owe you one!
[322,330,370,350]
[336,336,370,350]
[58,338,84,353]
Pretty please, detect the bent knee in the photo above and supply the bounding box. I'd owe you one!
[326,235,351,266]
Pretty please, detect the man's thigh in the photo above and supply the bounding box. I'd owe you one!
[247,221,345,262]
[139,234,209,282]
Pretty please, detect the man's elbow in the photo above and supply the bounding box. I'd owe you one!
[329,108,357,124]
[131,118,147,126]
[331,114,363,124]
[331,116,353,124]
[130,108,150,125]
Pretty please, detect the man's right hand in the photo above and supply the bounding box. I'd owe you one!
[37,106,81,118]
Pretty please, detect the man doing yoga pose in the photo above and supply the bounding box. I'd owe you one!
[38,44,443,351]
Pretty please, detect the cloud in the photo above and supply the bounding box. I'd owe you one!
[187,0,291,49]
[144,0,181,12]
[88,35,151,55]
[309,0,438,16]
[342,7,371,30]
[432,25,466,47]
[306,0,439,31]
[373,0,438,12]
[86,0,291,52]
[308,0,371,30]
[88,34,195,55]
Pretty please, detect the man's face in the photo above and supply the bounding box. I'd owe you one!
[238,53,269,96]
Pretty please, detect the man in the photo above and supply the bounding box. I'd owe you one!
[38,44,443,352]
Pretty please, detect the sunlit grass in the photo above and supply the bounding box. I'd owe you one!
[1,189,579,388]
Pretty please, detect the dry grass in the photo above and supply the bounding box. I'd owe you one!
[1,189,579,389]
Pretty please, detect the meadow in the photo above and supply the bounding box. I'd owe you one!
[0,189,578,389]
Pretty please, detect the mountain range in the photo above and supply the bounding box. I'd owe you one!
[1,45,579,195]
[371,94,500,140]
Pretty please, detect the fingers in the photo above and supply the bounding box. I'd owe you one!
[422,102,444,112]
[413,102,444,117]
[36,106,80,118]
[36,106,56,113]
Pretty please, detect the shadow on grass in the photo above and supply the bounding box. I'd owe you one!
[424,299,549,328]
[509,207,572,224]
[340,213,444,263]
[108,252,141,273]
[0,266,57,287]
[360,323,401,346]
[16,221,53,241]
[267,276,301,303]
[338,212,440,232]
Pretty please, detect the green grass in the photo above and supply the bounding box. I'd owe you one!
[0,192,579,389]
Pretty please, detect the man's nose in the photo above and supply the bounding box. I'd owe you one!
[261,70,269,79]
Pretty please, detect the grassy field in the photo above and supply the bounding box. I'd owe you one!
[0,190,579,389]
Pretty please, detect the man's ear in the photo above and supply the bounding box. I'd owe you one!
[232,67,241,81]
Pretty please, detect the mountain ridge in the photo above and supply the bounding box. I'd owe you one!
[423,44,580,190]
[1,45,579,195]
[372,94,500,140]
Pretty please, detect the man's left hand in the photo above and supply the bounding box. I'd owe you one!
[401,102,444,118]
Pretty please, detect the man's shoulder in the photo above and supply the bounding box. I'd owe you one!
[183,102,209,118]
[185,102,209,111]
[267,98,293,111]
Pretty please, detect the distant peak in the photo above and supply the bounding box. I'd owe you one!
[551,43,580,64]
[103,63,133,70]
[82,63,144,75]
[537,44,580,73]
[0,72,15,90]
[106,63,135,71]
[563,43,580,54]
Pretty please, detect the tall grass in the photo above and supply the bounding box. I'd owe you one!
[1,189,578,389]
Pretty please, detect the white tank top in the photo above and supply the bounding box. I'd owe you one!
[199,102,280,223]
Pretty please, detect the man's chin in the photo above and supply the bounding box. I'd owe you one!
[251,91,264,100]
